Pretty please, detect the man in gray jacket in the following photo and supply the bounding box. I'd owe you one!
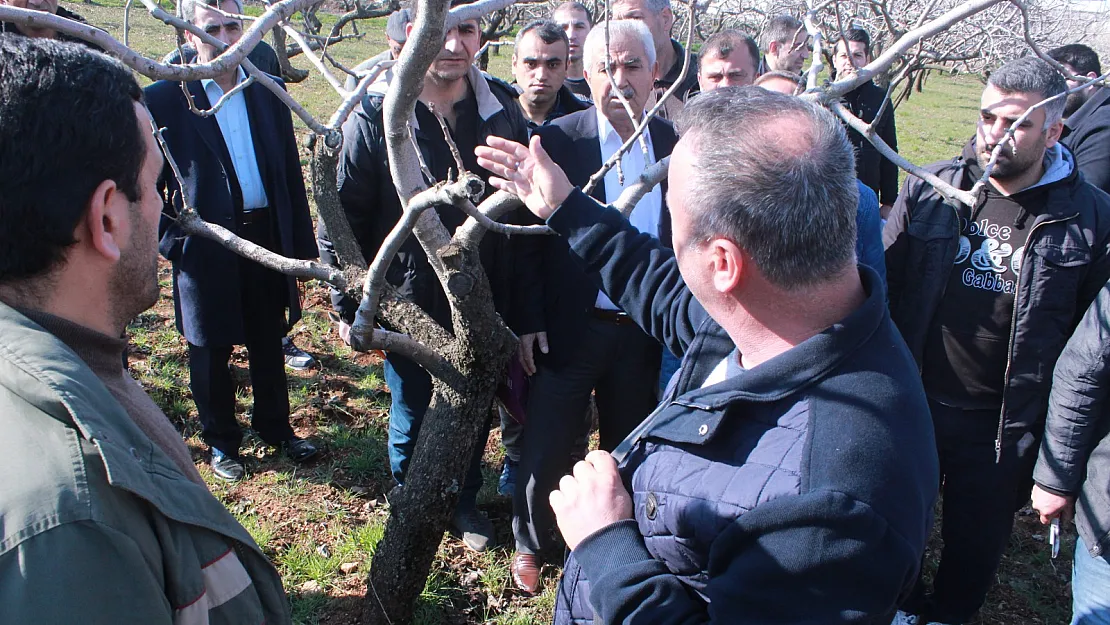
[0,38,290,624]
[1032,279,1110,625]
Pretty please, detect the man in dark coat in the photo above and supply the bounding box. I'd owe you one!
[1049,44,1110,194]
[334,2,536,553]
[477,86,938,625]
[146,0,320,482]
[1032,278,1110,625]
[834,27,899,217]
[884,57,1110,625]
[506,20,679,594]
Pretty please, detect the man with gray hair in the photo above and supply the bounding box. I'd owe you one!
[759,14,811,74]
[478,86,938,622]
[146,0,321,482]
[885,56,1110,625]
[502,19,679,594]
[612,0,699,118]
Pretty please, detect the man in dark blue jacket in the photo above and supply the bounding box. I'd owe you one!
[478,87,939,623]
[146,0,320,482]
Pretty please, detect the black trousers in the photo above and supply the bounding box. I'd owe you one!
[513,316,661,555]
[189,214,294,456]
[902,398,1029,623]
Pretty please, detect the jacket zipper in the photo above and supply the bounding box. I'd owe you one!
[995,213,1079,462]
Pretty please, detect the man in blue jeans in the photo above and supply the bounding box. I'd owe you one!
[1032,279,1110,625]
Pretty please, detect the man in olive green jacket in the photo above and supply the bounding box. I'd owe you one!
[0,37,290,624]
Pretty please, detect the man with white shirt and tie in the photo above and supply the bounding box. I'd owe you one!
[145,0,320,482]
[509,19,679,594]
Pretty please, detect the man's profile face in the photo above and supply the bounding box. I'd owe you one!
[186,0,244,65]
[427,19,480,82]
[1,0,60,37]
[512,31,569,108]
[584,33,656,125]
[612,0,672,56]
[1060,62,1093,117]
[768,30,810,74]
[698,48,757,91]
[976,84,1061,180]
[666,139,716,307]
[110,104,166,323]
[833,40,868,79]
[553,7,591,63]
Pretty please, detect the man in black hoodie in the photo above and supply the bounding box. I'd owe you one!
[885,56,1110,625]
[834,27,898,218]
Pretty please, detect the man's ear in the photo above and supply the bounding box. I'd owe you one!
[405,22,413,39]
[661,6,675,32]
[81,179,128,263]
[1045,118,1065,148]
[707,237,744,294]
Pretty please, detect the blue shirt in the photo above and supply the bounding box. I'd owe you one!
[202,68,269,211]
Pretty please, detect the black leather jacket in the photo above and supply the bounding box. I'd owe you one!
[884,141,1110,461]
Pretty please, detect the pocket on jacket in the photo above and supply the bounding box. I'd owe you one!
[1025,241,1089,314]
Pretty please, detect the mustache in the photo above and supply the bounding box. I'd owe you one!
[609,87,636,100]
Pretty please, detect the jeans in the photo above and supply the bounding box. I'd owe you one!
[1073,535,1110,625]
[383,352,484,505]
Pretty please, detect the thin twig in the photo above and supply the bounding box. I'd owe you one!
[282,23,348,96]
[431,108,467,178]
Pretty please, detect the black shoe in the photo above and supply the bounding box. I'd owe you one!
[449,502,495,552]
[210,448,245,481]
[282,437,319,463]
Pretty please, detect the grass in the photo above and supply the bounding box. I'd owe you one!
[63,1,1073,622]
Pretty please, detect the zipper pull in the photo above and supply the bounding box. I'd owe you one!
[994,437,1002,463]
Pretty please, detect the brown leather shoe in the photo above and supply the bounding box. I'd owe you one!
[511,552,542,594]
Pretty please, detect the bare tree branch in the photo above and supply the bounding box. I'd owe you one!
[829,100,977,207]
[582,0,697,196]
[150,120,345,286]
[613,156,670,216]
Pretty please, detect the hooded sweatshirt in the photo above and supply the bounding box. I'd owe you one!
[922,140,1075,410]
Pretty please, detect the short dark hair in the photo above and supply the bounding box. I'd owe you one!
[988,56,1068,128]
[836,27,871,57]
[515,19,569,50]
[553,1,592,25]
[761,14,803,51]
[700,29,759,71]
[675,87,858,290]
[0,36,145,284]
[1048,44,1102,77]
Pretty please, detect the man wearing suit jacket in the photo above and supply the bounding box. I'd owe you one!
[145,0,320,482]
[510,19,679,593]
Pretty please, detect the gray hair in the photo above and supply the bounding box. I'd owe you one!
[674,87,859,290]
[760,14,803,52]
[583,19,656,71]
[180,0,244,23]
[987,56,1068,129]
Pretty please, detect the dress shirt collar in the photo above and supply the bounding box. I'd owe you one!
[201,66,247,100]
[596,107,653,153]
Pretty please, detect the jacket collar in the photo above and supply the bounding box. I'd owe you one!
[1065,85,1110,134]
[368,64,505,131]
[614,265,888,457]
[0,302,264,554]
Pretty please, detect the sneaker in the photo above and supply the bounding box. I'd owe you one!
[281,436,320,463]
[282,337,315,370]
[449,502,495,552]
[210,448,245,481]
[498,459,518,497]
